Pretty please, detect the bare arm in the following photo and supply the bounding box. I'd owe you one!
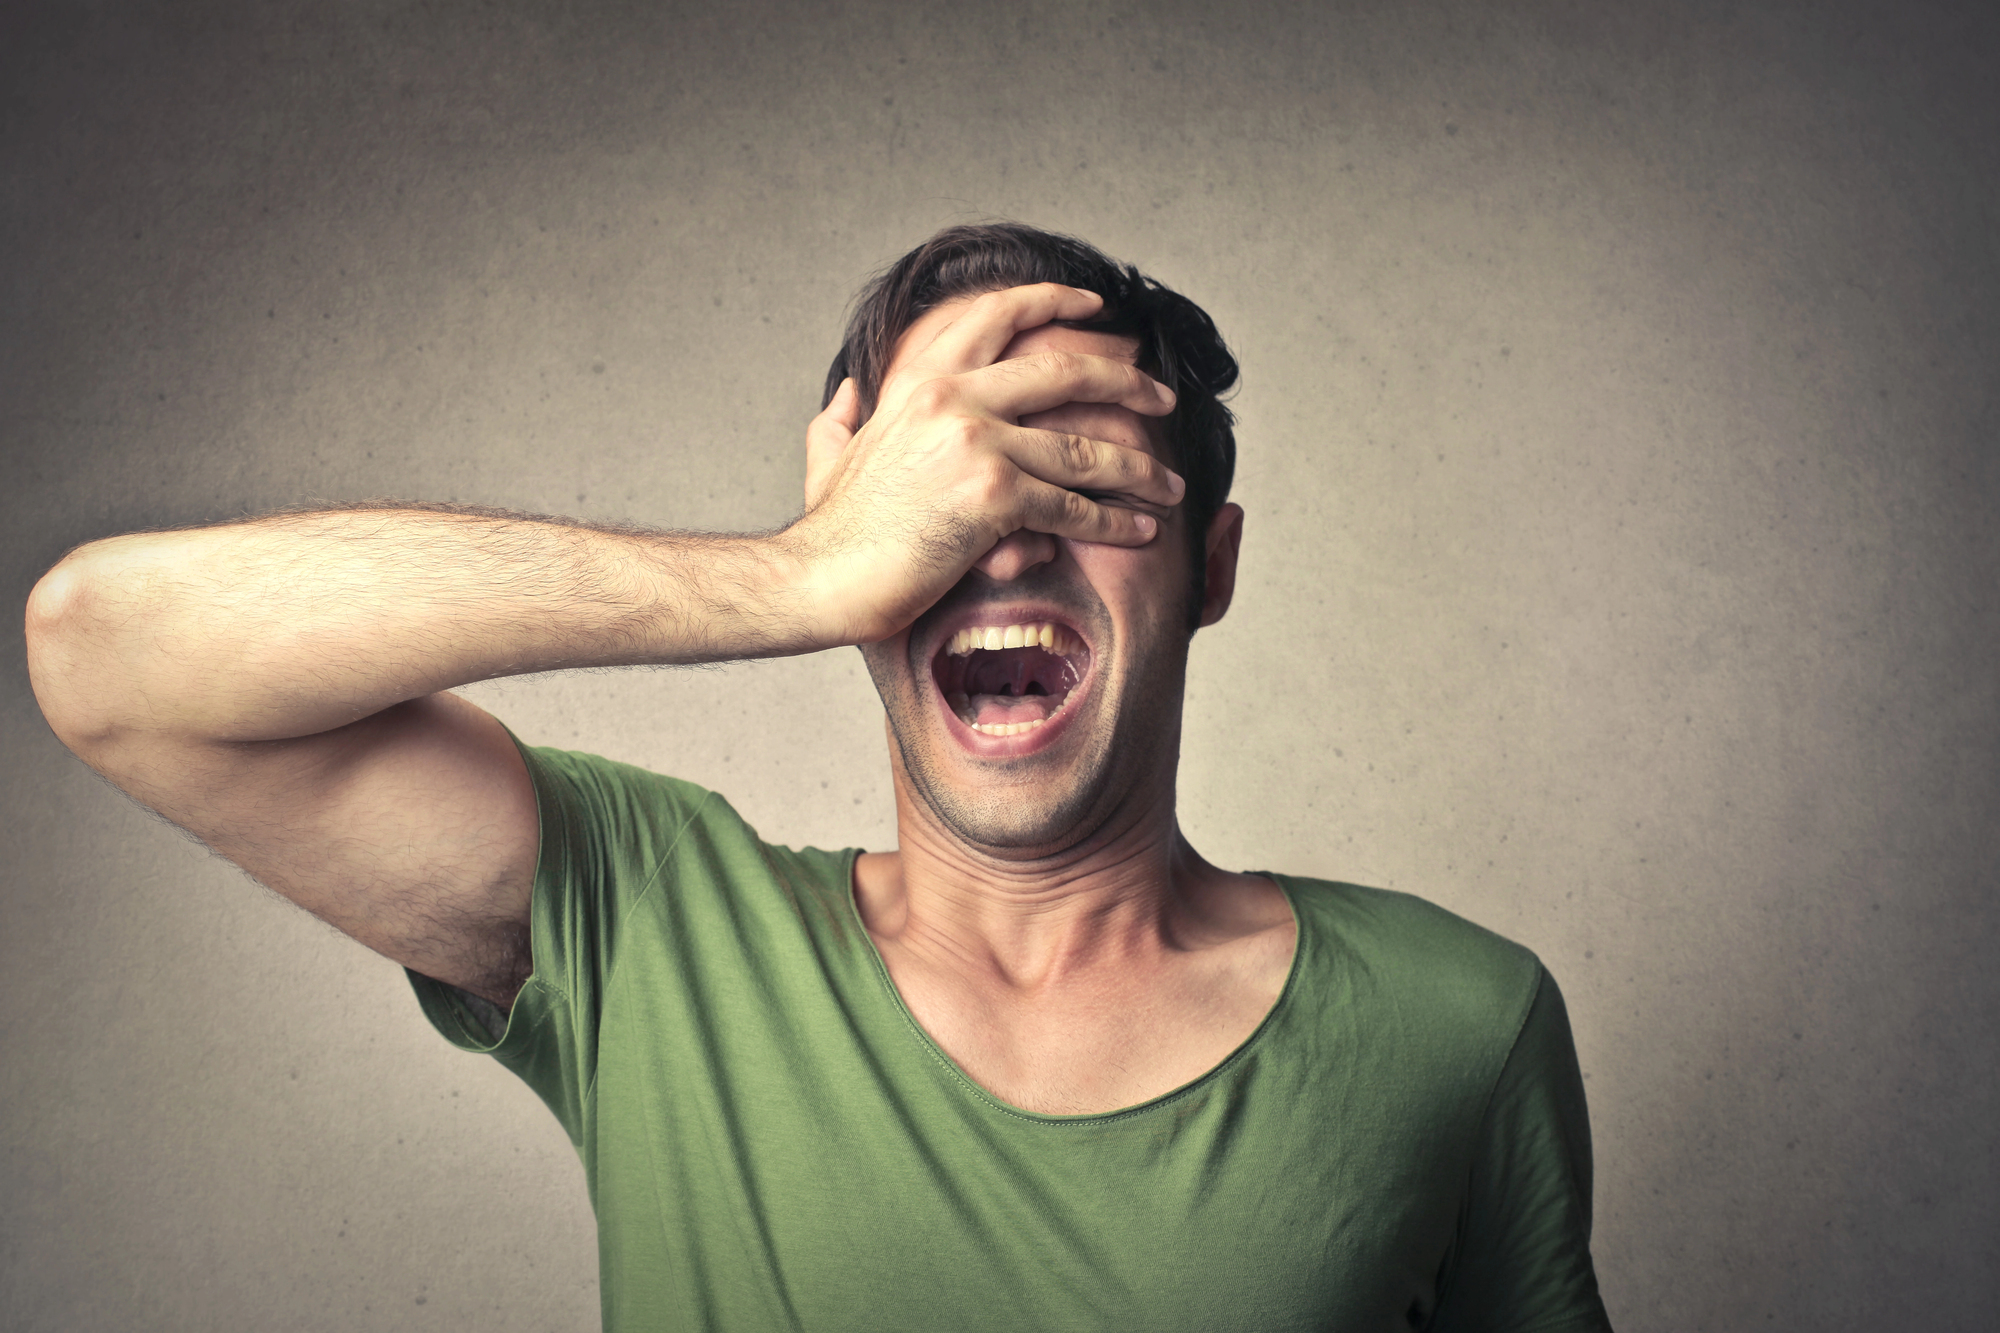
[24,509,824,1004]
[24,284,1181,1007]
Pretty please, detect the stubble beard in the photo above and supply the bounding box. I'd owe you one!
[859,614,1192,857]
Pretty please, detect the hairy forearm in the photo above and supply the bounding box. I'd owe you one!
[26,503,821,754]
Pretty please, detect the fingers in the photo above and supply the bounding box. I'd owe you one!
[1004,428,1185,508]
[973,349,1177,419]
[1012,477,1162,547]
[907,284,1106,375]
[877,283,1176,436]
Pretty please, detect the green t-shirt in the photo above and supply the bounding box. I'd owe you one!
[411,746,1611,1332]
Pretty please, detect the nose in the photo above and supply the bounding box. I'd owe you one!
[973,528,1058,582]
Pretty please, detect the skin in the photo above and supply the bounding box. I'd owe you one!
[831,304,1294,1114]
[24,281,1292,1118]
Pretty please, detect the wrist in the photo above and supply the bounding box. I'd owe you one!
[755,525,861,653]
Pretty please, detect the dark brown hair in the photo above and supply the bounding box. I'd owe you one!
[823,223,1239,626]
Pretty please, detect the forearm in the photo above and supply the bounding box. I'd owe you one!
[26,503,823,755]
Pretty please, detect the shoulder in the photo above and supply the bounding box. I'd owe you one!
[520,743,716,822]
[1274,875,1542,975]
[1271,874,1546,1046]
[519,744,743,860]
[518,743,855,904]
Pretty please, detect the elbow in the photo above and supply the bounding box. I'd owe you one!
[25,551,91,642]
[25,547,129,755]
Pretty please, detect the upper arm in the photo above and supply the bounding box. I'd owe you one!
[1427,969,1612,1332]
[87,692,540,1007]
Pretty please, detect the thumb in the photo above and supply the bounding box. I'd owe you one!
[804,377,861,506]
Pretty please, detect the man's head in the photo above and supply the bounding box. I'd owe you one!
[830,224,1244,857]
[825,223,1239,627]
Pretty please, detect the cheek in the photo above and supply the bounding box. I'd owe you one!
[1063,530,1192,629]
[1064,538,1148,586]
[857,633,916,697]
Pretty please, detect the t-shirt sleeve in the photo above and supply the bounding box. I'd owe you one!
[406,741,715,1147]
[1427,967,1614,1333]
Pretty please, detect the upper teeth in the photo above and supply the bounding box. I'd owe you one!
[946,622,1075,656]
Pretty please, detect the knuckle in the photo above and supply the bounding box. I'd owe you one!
[1031,483,1074,523]
[971,289,1020,319]
[1041,349,1084,379]
[1052,432,1091,474]
[944,416,989,455]
[969,457,1014,509]
[906,377,958,414]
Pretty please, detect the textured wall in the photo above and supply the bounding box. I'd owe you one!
[4,1,1995,1329]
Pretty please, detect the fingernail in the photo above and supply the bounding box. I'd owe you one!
[1134,514,1158,538]
[1168,471,1186,499]
[1155,381,1177,407]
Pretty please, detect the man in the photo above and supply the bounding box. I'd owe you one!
[26,223,1611,1331]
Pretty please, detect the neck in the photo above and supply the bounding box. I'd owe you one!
[856,765,1245,992]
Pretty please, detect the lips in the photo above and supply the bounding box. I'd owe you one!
[930,617,1092,744]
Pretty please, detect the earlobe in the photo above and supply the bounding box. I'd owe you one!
[1197,504,1245,629]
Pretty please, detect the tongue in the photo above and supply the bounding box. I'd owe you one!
[970,693,1057,726]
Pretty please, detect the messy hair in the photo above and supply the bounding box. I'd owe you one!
[823,222,1239,627]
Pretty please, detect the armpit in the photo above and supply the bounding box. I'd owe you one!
[449,984,511,1041]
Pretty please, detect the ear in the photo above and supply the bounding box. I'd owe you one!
[1197,503,1244,629]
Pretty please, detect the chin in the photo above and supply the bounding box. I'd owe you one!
[859,602,1190,858]
[890,723,1120,855]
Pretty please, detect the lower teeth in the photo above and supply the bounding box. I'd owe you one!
[970,719,1045,736]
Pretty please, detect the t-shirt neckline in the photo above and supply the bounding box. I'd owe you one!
[838,853,1307,1125]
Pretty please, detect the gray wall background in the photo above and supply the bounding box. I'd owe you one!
[4,1,1995,1328]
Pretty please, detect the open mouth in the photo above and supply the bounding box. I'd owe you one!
[931,621,1092,738]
